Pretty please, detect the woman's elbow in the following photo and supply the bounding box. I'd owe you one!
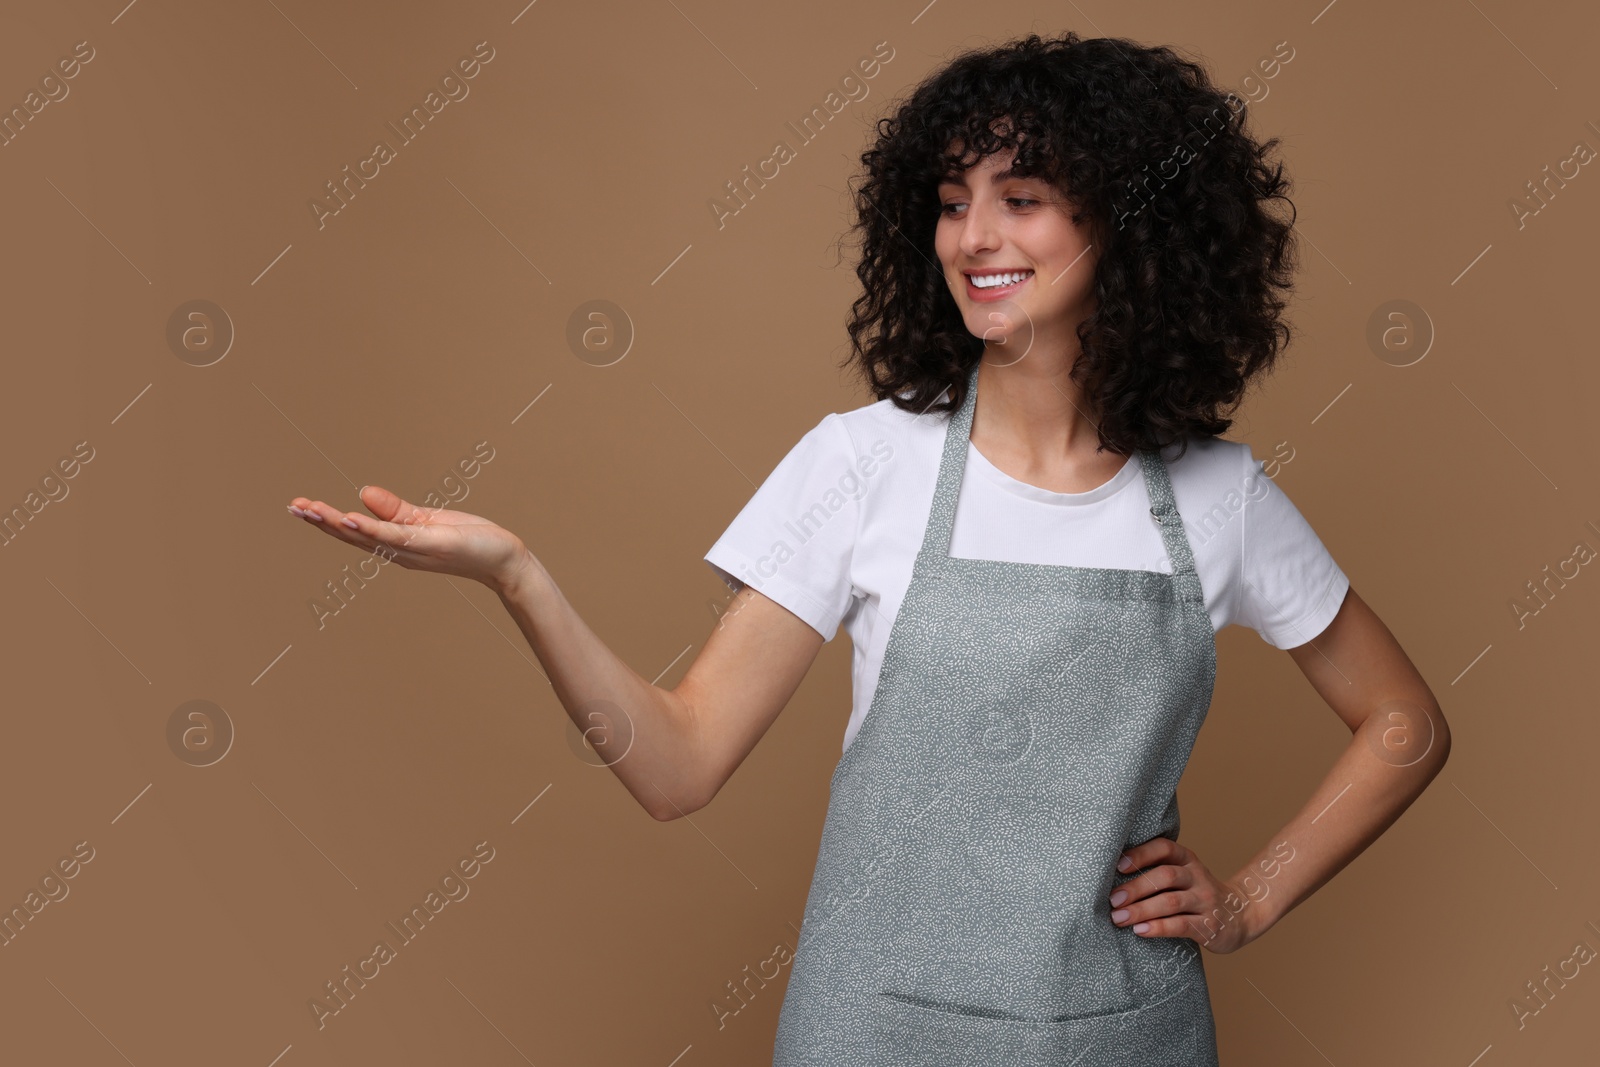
[1417,702,1452,779]
[646,779,715,822]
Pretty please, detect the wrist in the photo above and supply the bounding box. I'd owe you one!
[1210,871,1258,949]
[491,544,544,601]
[1226,872,1281,946]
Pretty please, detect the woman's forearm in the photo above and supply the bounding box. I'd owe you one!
[490,547,707,820]
[1221,702,1452,946]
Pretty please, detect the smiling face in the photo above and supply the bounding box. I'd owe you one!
[934,144,1100,362]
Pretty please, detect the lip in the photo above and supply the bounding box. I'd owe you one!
[962,269,1034,302]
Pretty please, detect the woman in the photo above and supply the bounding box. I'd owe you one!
[288,31,1450,1066]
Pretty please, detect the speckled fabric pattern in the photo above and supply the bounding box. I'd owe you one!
[772,363,1221,1066]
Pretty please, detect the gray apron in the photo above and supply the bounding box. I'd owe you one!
[772,362,1220,1066]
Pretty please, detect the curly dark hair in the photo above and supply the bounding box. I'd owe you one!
[836,30,1298,457]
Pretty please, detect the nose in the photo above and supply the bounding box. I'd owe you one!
[957,197,1002,259]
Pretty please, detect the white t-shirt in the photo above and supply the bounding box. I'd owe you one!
[704,393,1350,754]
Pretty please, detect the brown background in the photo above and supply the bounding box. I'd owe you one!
[2,0,1596,1063]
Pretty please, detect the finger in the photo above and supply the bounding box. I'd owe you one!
[296,499,354,526]
[291,500,359,540]
[1112,863,1191,907]
[1120,836,1195,874]
[289,499,337,525]
[295,497,376,538]
[358,484,435,527]
[1116,836,1174,873]
[335,507,438,555]
[1111,888,1194,929]
[291,498,363,522]
[292,500,413,557]
[1123,913,1211,940]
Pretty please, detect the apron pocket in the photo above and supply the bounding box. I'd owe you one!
[863,980,1201,1067]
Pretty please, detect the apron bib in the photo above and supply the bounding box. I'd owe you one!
[772,362,1220,1066]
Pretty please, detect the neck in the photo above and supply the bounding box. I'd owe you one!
[971,349,1103,462]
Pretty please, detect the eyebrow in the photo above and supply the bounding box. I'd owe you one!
[939,165,1024,187]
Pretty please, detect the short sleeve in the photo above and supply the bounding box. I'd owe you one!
[703,413,860,643]
[1235,445,1350,649]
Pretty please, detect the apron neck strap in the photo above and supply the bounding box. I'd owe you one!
[917,361,1200,579]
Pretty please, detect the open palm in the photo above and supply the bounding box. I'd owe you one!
[287,484,529,591]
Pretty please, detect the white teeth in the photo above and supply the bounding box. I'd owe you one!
[969,270,1033,289]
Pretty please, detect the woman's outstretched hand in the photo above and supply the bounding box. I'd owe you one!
[287,485,534,594]
[1108,837,1264,954]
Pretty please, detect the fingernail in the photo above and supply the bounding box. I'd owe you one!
[1116,855,1133,872]
[1132,922,1150,934]
[287,505,304,517]
[358,485,368,496]
[304,510,324,522]
[341,517,359,529]
[1111,909,1129,923]
[1109,890,1127,907]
